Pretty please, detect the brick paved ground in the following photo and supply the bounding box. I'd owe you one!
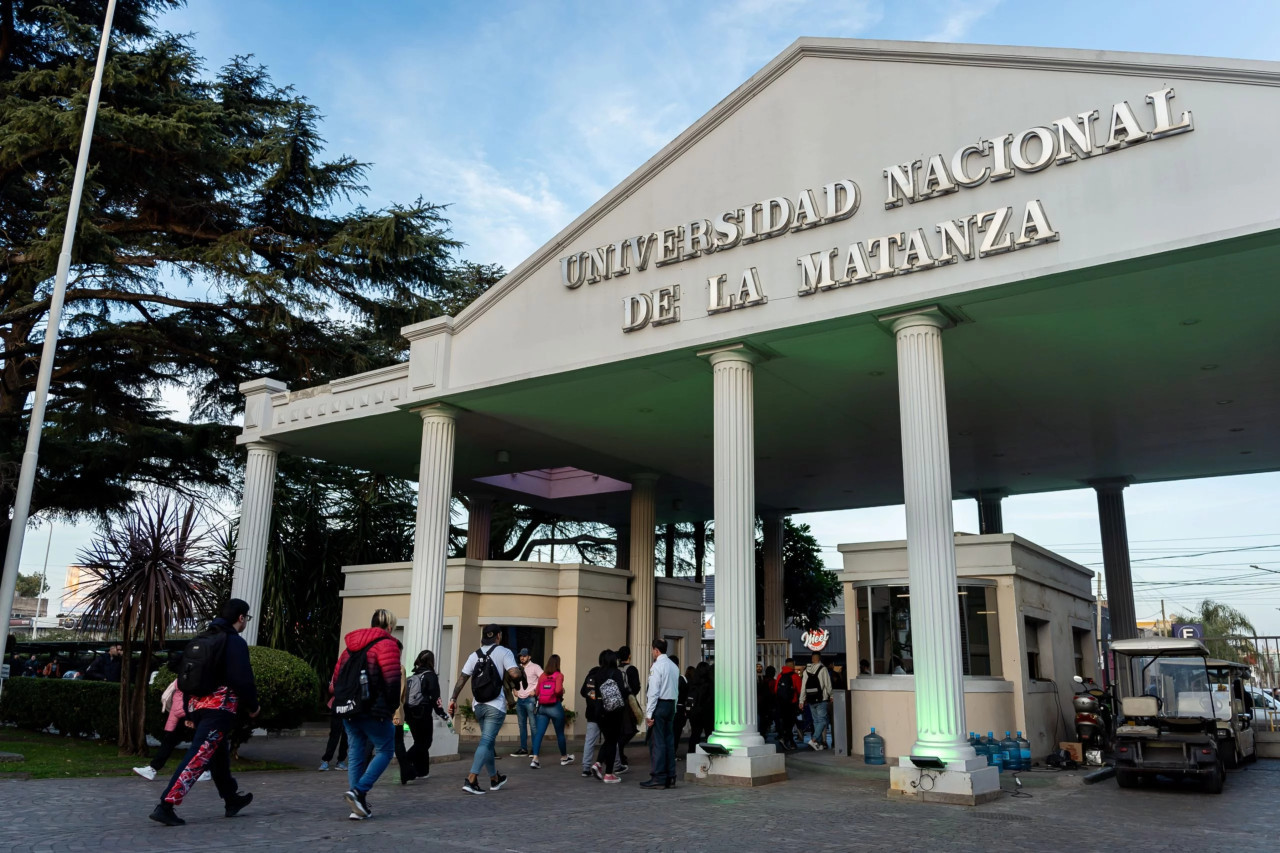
[1,735,1276,852]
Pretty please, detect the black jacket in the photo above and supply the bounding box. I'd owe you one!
[210,618,259,712]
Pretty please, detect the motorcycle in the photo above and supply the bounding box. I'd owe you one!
[1072,674,1115,762]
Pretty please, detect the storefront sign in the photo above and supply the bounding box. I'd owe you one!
[556,89,1194,333]
[802,628,830,651]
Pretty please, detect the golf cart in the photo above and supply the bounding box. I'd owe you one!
[1111,637,1256,793]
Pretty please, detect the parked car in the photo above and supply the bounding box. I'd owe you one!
[1247,687,1280,729]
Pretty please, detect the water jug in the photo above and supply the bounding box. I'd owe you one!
[863,727,886,765]
[984,731,998,766]
[1001,732,1018,769]
[1016,732,1031,771]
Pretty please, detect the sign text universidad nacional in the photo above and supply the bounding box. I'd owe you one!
[557,89,1194,333]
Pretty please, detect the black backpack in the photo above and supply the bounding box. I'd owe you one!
[804,666,826,702]
[775,672,796,706]
[333,638,389,717]
[470,646,502,703]
[176,628,228,697]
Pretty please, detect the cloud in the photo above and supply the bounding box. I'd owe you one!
[922,0,1003,42]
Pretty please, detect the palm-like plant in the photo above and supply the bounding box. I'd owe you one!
[1181,599,1257,664]
[77,493,221,755]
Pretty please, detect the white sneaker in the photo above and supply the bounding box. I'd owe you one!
[132,765,157,780]
[198,771,212,782]
[560,754,575,766]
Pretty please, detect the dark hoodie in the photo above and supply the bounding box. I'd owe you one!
[331,627,402,719]
[210,616,259,712]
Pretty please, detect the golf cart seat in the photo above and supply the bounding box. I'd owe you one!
[1122,695,1160,718]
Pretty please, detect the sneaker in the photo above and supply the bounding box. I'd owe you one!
[319,761,330,771]
[809,740,820,750]
[148,802,185,826]
[489,773,508,791]
[529,757,540,769]
[603,773,621,783]
[344,789,370,818]
[590,762,603,780]
[198,771,212,782]
[133,765,157,781]
[581,769,594,777]
[616,763,629,774]
[335,761,347,771]
[224,791,253,818]
[462,778,486,795]
[348,812,364,821]
[510,748,529,757]
[560,754,574,766]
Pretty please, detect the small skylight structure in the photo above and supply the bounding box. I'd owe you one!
[473,467,632,500]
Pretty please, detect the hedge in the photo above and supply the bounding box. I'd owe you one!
[4,645,319,746]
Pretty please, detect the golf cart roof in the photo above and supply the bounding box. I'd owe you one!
[1110,637,1210,656]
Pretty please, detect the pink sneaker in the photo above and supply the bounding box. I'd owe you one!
[602,773,621,783]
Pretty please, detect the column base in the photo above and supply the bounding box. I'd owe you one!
[429,725,461,764]
[888,757,1000,805]
[684,743,787,787]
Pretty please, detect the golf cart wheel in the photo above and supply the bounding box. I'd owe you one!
[1204,761,1225,795]
[1222,741,1240,769]
[1115,768,1143,788]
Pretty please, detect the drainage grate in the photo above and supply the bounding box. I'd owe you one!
[970,813,1033,822]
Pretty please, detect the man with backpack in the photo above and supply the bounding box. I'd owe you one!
[448,624,523,795]
[509,648,542,757]
[149,599,258,827]
[799,651,833,750]
[773,658,802,751]
[331,608,403,819]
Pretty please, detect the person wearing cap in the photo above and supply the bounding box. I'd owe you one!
[509,648,543,757]
[149,599,259,827]
[449,624,523,795]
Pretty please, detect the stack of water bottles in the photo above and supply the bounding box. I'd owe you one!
[969,730,1031,772]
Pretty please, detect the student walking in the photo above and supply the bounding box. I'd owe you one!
[616,645,642,768]
[529,654,574,768]
[400,649,450,781]
[773,658,802,751]
[510,648,542,757]
[799,651,833,750]
[331,609,403,820]
[318,680,348,771]
[449,624,524,795]
[149,599,258,827]
[579,651,608,777]
[686,661,715,755]
[134,672,209,783]
[588,650,628,784]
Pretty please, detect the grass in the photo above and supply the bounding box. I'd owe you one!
[0,730,297,780]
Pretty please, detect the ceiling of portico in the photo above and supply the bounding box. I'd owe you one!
[273,229,1280,527]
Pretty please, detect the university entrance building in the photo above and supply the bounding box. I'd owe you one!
[227,40,1280,800]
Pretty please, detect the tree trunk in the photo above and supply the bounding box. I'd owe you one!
[693,522,706,583]
[663,523,675,578]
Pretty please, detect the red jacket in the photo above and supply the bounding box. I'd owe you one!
[331,627,402,719]
[774,666,801,705]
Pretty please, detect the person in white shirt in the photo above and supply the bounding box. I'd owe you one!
[510,648,543,757]
[639,639,680,789]
[449,624,523,795]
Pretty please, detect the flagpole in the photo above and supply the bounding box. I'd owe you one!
[0,0,118,697]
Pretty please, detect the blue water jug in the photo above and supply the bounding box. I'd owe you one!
[1001,731,1018,769]
[863,727,886,765]
[1016,731,1031,771]
[984,731,997,766]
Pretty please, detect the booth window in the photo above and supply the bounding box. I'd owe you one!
[1072,627,1091,679]
[1024,617,1048,680]
[855,583,1000,677]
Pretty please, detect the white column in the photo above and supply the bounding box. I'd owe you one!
[627,475,658,653]
[405,405,458,667]
[705,345,764,750]
[761,513,785,640]
[230,440,281,646]
[891,311,976,765]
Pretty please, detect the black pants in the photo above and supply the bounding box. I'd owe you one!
[688,713,713,754]
[149,726,188,771]
[160,709,238,808]
[597,712,623,773]
[405,716,434,776]
[322,713,348,763]
[775,703,798,747]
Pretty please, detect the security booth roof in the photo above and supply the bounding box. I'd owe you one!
[243,40,1280,528]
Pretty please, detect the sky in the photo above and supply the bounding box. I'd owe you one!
[21,1,1280,633]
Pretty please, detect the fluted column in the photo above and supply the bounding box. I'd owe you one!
[761,513,785,640]
[230,440,281,645]
[465,494,493,561]
[890,310,975,764]
[704,344,764,749]
[627,476,658,651]
[1093,479,1137,641]
[406,405,458,667]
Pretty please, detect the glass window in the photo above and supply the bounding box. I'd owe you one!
[855,582,999,677]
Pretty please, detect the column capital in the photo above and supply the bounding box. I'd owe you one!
[877,304,960,335]
[697,341,765,367]
[412,402,462,421]
[242,439,284,454]
[631,472,660,486]
[1087,476,1134,493]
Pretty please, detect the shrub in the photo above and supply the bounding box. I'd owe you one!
[0,679,120,740]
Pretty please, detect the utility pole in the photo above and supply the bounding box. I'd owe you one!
[1161,600,1168,637]
[0,1,117,697]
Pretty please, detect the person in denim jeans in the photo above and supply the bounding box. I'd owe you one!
[529,655,573,768]
[449,624,524,795]
[799,651,833,750]
[510,649,542,757]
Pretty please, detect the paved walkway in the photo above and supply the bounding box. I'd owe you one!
[2,735,1277,852]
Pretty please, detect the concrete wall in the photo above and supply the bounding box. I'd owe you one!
[848,679,1015,758]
